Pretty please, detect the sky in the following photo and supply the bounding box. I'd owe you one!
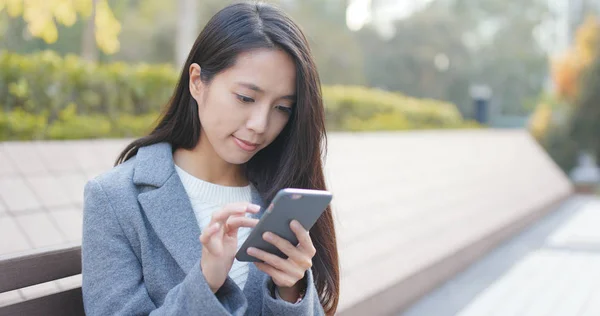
[346,0,433,31]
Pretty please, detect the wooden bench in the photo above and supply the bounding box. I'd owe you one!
[0,243,84,316]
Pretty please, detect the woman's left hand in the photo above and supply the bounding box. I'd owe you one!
[247,219,316,302]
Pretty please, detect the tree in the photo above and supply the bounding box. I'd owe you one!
[0,0,365,83]
[81,0,98,61]
[191,0,366,85]
[0,0,121,59]
[530,15,600,172]
[358,0,552,117]
[570,18,600,162]
[282,0,365,85]
[356,7,472,114]
[551,15,600,102]
[438,0,552,116]
[111,0,176,63]
[175,0,197,67]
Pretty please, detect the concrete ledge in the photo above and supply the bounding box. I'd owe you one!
[337,194,571,315]
[330,130,573,315]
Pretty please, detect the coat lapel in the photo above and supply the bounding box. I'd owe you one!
[134,142,201,273]
[138,175,201,273]
[133,142,270,296]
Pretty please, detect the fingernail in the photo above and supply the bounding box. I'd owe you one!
[247,247,257,255]
[248,204,261,212]
[263,232,272,241]
[291,220,302,229]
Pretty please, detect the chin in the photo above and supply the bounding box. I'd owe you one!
[221,152,254,165]
[226,157,252,165]
[220,142,260,165]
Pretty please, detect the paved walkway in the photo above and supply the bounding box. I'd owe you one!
[403,195,600,316]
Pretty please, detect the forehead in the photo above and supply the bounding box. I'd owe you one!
[218,48,297,95]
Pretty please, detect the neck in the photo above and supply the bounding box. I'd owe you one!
[173,140,247,187]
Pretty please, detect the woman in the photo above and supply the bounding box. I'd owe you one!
[81,2,339,315]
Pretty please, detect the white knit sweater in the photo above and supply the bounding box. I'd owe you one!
[174,164,252,290]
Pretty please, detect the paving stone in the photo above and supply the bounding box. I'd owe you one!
[0,199,6,214]
[0,216,31,255]
[14,212,66,249]
[0,177,42,213]
[36,142,81,173]
[48,207,83,242]
[2,142,48,175]
[55,173,87,206]
[0,147,18,176]
[25,175,71,208]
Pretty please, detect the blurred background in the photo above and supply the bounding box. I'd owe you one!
[0,0,599,179]
[1,0,600,315]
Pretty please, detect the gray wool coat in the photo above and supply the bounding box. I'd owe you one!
[82,142,324,315]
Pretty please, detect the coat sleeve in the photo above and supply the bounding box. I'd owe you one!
[82,179,247,316]
[261,269,325,316]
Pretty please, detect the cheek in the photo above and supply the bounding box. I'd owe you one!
[199,98,236,135]
[265,117,290,144]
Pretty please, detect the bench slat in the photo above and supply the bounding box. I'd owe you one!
[0,243,81,293]
[0,287,84,316]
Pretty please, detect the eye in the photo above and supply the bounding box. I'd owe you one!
[276,105,293,115]
[236,94,255,103]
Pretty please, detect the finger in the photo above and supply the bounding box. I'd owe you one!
[200,222,225,256]
[247,247,293,272]
[254,262,299,288]
[225,217,259,232]
[290,220,316,257]
[211,203,247,222]
[211,203,261,223]
[199,222,221,246]
[262,231,305,264]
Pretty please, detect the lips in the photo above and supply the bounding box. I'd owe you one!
[240,138,258,147]
[233,136,259,152]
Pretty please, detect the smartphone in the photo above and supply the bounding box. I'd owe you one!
[235,188,333,262]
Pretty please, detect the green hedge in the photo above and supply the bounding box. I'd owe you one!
[0,50,475,140]
[323,85,471,130]
[0,105,160,140]
[0,50,177,117]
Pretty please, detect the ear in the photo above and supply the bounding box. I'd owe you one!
[189,63,204,102]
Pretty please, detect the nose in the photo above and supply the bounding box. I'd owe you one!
[246,105,269,134]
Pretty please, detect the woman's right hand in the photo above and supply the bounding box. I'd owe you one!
[199,202,261,293]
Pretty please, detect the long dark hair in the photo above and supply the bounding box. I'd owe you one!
[115,2,339,314]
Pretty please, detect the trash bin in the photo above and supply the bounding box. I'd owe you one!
[469,84,492,125]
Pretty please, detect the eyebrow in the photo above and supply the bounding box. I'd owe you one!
[236,82,296,101]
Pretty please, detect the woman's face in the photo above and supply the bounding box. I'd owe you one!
[189,48,296,165]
